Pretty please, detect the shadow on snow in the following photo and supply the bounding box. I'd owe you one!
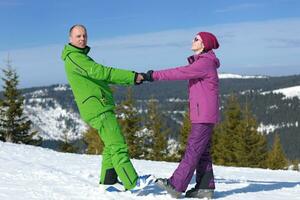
[133,177,300,199]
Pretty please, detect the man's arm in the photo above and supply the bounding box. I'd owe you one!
[67,53,137,85]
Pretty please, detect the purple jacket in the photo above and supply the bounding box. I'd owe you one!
[152,50,220,124]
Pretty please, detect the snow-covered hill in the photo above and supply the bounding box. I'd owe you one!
[1,141,300,200]
[219,73,267,79]
[19,73,268,141]
[22,82,300,142]
[261,85,300,99]
[23,86,87,141]
[18,74,293,142]
[12,75,300,159]
[268,85,300,99]
[255,85,300,134]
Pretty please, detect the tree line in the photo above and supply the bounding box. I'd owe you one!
[15,74,300,160]
[83,87,298,170]
[0,60,299,171]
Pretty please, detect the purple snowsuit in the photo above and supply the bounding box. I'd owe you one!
[152,50,220,192]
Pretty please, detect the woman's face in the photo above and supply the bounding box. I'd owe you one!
[191,35,204,53]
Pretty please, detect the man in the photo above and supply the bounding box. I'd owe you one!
[61,24,153,191]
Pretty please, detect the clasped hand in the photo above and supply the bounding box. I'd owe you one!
[135,70,154,84]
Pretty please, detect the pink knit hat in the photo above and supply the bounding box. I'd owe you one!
[197,32,219,51]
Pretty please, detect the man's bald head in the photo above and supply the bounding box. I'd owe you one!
[69,24,88,48]
[69,24,87,36]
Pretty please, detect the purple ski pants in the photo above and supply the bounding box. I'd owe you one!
[169,123,215,192]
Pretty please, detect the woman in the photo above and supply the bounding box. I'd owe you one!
[144,32,220,199]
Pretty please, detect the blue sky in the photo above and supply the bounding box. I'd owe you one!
[0,0,300,88]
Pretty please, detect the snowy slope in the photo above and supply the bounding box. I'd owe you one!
[1,142,300,200]
[219,73,267,79]
[256,85,300,134]
[23,87,87,141]
[261,85,300,99]
[24,98,86,141]
[272,85,300,99]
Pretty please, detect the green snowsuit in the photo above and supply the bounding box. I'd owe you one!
[61,44,138,190]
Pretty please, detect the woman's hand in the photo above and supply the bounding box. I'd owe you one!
[142,70,154,82]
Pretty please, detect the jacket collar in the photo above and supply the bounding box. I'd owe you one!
[187,50,209,64]
[68,43,90,54]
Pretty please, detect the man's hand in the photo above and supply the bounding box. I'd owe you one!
[135,73,144,84]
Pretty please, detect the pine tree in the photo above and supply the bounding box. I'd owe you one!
[0,57,41,145]
[213,95,244,166]
[83,126,104,155]
[59,130,78,153]
[177,110,191,160]
[212,124,227,164]
[212,95,268,168]
[116,88,143,158]
[266,133,288,170]
[144,98,169,161]
[235,103,268,168]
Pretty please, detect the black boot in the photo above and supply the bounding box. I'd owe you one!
[185,188,214,199]
[155,178,181,198]
[100,168,118,185]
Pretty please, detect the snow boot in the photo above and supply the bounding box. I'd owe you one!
[185,188,214,199]
[155,178,181,198]
[130,175,155,192]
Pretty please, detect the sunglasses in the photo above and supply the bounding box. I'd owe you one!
[193,37,200,42]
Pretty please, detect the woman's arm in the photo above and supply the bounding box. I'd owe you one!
[153,58,210,81]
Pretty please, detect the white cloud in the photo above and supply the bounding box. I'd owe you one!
[214,18,300,69]
[265,38,300,48]
[90,18,300,73]
[1,18,300,88]
[0,44,64,88]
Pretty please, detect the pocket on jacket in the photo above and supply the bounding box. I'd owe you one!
[78,96,105,121]
[197,103,200,116]
[82,96,104,106]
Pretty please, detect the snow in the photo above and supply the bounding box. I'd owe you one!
[1,141,300,200]
[257,122,299,134]
[20,85,87,141]
[261,85,300,99]
[257,123,281,134]
[167,98,188,103]
[27,89,48,98]
[24,98,87,141]
[272,85,300,99]
[53,84,70,91]
[219,73,267,79]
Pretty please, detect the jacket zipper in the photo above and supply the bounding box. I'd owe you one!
[197,103,200,116]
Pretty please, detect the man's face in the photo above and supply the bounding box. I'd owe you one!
[69,27,87,48]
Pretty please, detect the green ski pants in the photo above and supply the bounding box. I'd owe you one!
[89,111,138,190]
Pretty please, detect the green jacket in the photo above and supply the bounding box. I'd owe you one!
[61,44,136,123]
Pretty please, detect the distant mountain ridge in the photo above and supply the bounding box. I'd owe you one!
[1,73,300,159]
[219,73,268,79]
